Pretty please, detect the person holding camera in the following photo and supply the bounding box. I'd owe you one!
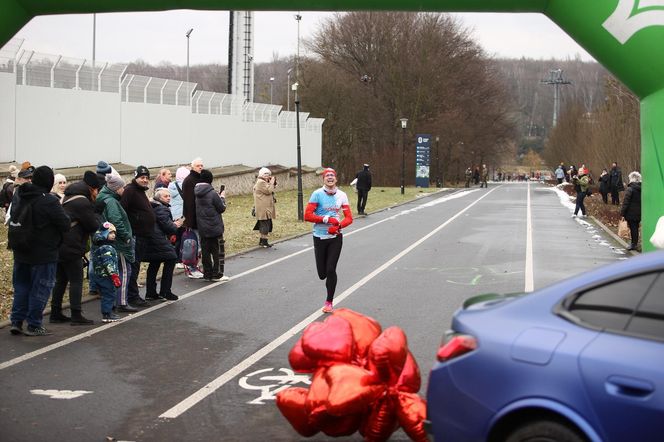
[253,167,277,248]
[304,168,353,313]
[195,169,229,281]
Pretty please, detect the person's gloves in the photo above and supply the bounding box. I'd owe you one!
[328,217,340,226]
[328,225,340,235]
[111,274,121,288]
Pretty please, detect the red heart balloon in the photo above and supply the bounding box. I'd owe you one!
[275,387,319,437]
[368,327,408,385]
[360,395,399,442]
[302,316,355,364]
[325,364,384,416]
[306,368,330,427]
[397,351,421,393]
[332,308,382,362]
[396,392,429,442]
[288,337,318,373]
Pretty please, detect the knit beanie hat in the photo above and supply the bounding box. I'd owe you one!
[200,169,213,184]
[105,174,125,192]
[96,161,112,175]
[53,173,66,188]
[8,165,18,179]
[134,165,150,179]
[259,167,271,177]
[18,161,35,178]
[32,165,54,191]
[83,171,102,189]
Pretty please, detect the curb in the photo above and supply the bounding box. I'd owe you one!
[590,215,639,255]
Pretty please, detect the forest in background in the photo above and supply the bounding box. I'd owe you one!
[125,12,640,184]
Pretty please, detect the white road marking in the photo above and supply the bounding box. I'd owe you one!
[159,186,499,419]
[30,389,93,399]
[525,181,534,292]
[0,190,470,372]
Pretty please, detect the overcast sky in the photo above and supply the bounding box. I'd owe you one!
[10,10,595,66]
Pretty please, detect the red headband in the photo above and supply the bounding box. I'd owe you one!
[323,168,336,177]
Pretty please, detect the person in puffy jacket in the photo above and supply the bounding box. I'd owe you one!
[9,166,70,337]
[96,174,136,312]
[572,166,590,218]
[143,188,182,300]
[50,171,101,325]
[620,171,642,251]
[195,169,228,282]
[91,222,122,323]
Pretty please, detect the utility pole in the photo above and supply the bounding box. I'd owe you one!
[541,69,571,128]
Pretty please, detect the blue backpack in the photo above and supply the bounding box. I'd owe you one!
[180,228,199,266]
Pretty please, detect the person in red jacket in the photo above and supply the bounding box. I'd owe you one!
[304,168,353,313]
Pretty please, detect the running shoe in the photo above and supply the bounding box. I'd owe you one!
[322,301,333,313]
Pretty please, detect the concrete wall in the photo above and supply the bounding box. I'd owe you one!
[1,77,322,170]
[0,72,15,162]
[15,86,121,167]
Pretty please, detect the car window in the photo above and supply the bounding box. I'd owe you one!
[569,273,658,331]
[626,273,664,339]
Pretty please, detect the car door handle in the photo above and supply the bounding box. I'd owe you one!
[606,375,654,398]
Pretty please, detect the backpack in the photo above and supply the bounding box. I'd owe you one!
[7,196,39,251]
[0,181,13,209]
[180,228,199,266]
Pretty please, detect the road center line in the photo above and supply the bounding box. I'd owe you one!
[159,186,499,419]
[525,181,534,292]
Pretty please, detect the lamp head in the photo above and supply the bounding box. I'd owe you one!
[270,77,275,81]
[400,118,408,129]
[291,82,299,91]
[186,28,193,37]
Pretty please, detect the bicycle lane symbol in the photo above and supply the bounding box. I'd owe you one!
[238,368,311,405]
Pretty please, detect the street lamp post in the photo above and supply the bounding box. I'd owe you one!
[269,76,275,104]
[286,68,292,111]
[185,28,193,105]
[435,135,441,188]
[400,118,408,195]
[294,82,303,220]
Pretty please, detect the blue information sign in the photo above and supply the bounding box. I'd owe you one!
[415,134,431,188]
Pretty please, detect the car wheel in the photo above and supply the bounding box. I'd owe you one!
[505,419,586,442]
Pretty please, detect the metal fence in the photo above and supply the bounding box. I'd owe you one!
[0,37,23,73]
[306,118,325,133]
[242,102,282,123]
[15,50,127,92]
[192,90,244,115]
[120,74,197,106]
[278,110,310,129]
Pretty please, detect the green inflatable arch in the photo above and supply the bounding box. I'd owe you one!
[2,1,663,251]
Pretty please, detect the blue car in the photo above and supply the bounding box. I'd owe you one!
[426,251,664,442]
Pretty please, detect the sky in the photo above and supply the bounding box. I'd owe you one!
[9,10,595,66]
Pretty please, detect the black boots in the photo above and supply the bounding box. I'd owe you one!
[49,309,70,324]
[70,309,94,326]
[259,238,272,248]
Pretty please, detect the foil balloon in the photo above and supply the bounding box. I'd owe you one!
[331,308,382,362]
[276,309,429,442]
[301,315,355,364]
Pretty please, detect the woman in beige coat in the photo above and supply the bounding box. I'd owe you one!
[253,167,277,248]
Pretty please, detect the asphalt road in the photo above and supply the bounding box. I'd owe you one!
[0,182,628,442]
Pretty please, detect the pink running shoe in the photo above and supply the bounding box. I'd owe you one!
[322,301,333,313]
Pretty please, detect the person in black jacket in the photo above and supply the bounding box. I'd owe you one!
[121,165,155,306]
[50,171,102,325]
[195,169,229,282]
[181,157,205,279]
[355,164,372,216]
[609,162,625,205]
[144,189,182,300]
[9,166,70,336]
[620,171,642,251]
